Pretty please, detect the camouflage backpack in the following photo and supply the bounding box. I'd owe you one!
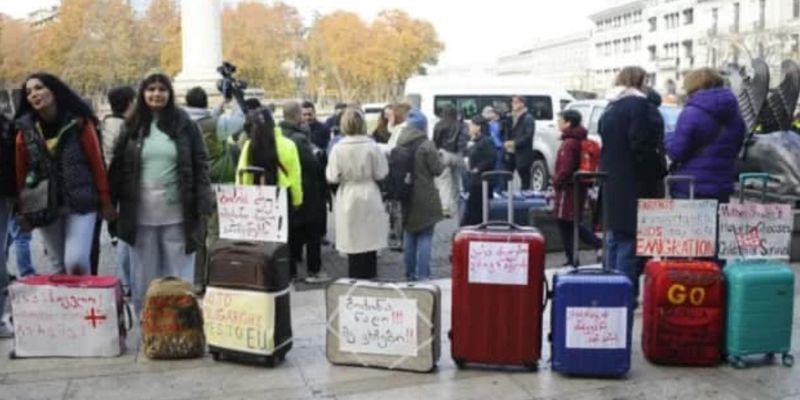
[141,277,205,359]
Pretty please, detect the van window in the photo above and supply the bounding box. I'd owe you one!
[560,99,571,111]
[527,96,553,121]
[434,95,553,120]
[434,96,479,119]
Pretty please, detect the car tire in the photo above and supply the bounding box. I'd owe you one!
[530,159,549,192]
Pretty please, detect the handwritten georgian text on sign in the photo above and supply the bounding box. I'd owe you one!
[468,242,529,285]
[338,295,418,357]
[565,307,628,349]
[215,184,288,243]
[10,284,120,357]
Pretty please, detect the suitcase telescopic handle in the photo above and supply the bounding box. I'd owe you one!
[571,171,607,270]
[664,175,695,199]
[481,170,514,225]
[738,172,772,204]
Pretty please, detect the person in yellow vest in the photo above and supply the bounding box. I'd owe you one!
[235,107,302,207]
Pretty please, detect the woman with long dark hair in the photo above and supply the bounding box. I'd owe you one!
[109,73,212,312]
[235,106,302,204]
[14,72,114,276]
[372,105,393,144]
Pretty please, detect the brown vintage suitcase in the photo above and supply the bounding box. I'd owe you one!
[205,240,292,366]
[207,240,291,291]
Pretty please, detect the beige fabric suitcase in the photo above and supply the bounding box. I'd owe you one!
[325,279,441,372]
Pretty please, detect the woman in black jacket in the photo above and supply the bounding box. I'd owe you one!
[14,73,115,276]
[109,73,212,312]
[0,113,16,338]
[598,66,665,307]
[461,116,497,226]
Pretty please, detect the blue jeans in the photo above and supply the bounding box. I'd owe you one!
[606,230,639,305]
[404,227,434,281]
[38,212,97,275]
[7,218,34,277]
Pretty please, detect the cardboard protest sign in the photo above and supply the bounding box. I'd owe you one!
[203,287,279,355]
[10,283,122,357]
[215,184,288,243]
[468,241,529,285]
[718,203,793,259]
[337,295,419,357]
[636,199,718,257]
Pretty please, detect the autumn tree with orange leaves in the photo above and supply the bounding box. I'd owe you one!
[307,9,443,102]
[0,0,442,104]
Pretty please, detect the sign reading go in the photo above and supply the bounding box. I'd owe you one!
[667,284,706,306]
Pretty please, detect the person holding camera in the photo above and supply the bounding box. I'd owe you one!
[109,73,213,313]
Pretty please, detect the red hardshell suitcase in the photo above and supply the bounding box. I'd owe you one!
[450,171,546,369]
[641,176,724,366]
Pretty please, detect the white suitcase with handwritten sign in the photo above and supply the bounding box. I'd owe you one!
[325,279,441,372]
[9,275,128,358]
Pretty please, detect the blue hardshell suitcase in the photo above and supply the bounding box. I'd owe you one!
[550,269,633,376]
[550,172,633,377]
[488,191,548,226]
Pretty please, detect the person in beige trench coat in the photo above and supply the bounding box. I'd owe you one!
[325,107,389,279]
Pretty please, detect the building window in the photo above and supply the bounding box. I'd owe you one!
[623,38,631,53]
[711,8,719,34]
[683,8,693,25]
[792,34,800,53]
[733,3,740,33]
[683,40,694,61]
[758,0,766,30]
[648,45,657,61]
[634,35,642,51]
[794,0,800,18]
[649,17,657,31]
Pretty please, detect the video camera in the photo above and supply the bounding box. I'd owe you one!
[216,61,248,101]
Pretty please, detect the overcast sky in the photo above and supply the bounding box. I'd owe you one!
[0,0,609,67]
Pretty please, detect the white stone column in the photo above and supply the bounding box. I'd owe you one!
[174,0,223,94]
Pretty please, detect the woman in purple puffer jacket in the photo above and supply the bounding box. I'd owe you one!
[665,68,746,202]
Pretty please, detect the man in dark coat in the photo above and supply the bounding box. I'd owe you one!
[281,101,330,283]
[301,101,332,152]
[598,67,666,306]
[504,95,536,190]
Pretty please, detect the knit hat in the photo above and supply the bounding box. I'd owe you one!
[406,108,427,132]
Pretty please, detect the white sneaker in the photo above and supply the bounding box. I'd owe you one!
[304,271,332,284]
[0,321,13,339]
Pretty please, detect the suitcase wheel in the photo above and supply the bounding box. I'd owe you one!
[523,362,538,372]
[730,356,747,369]
[8,350,17,360]
[453,357,466,369]
[210,351,222,362]
[782,353,794,367]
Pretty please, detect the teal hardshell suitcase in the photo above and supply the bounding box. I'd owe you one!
[724,259,794,368]
[724,173,795,368]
